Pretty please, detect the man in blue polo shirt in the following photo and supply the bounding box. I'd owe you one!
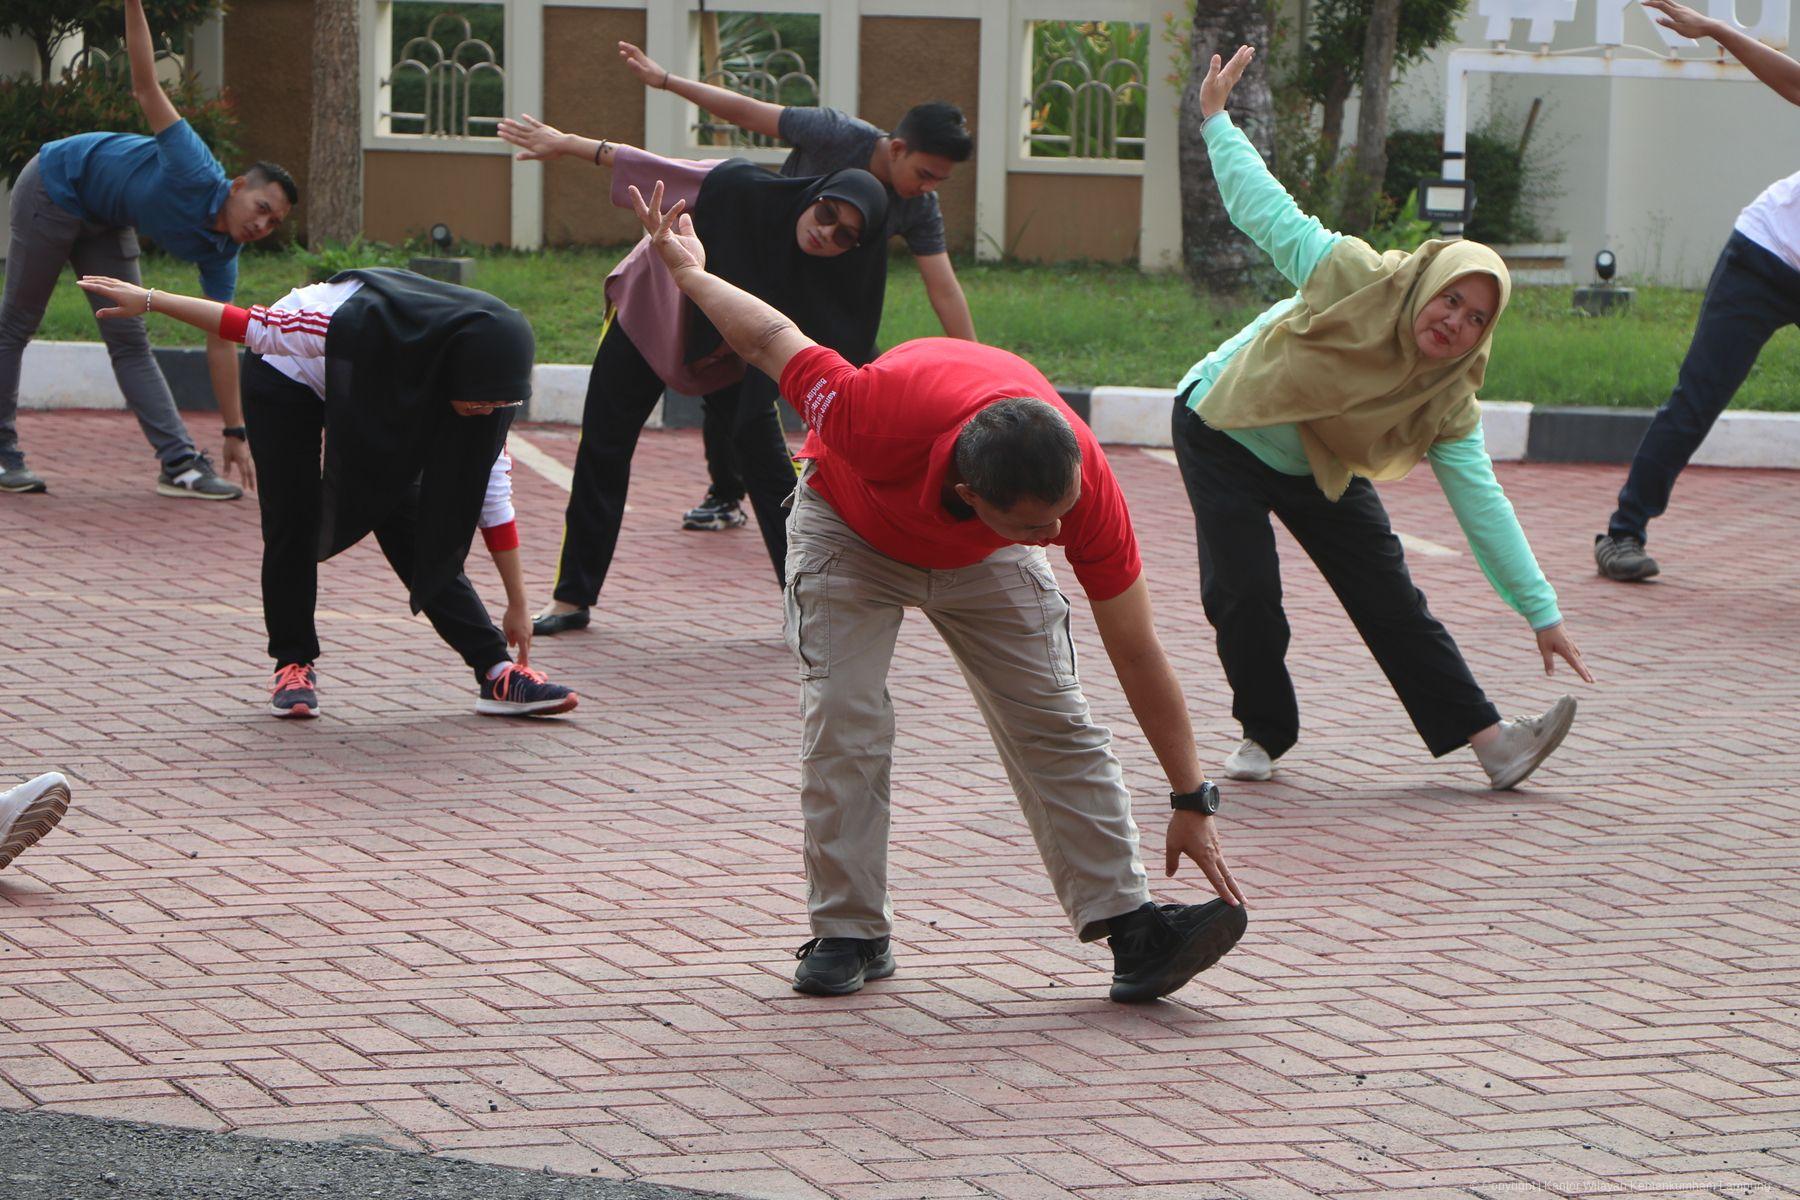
[0,0,297,498]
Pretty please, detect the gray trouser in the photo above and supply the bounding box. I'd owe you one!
[783,479,1150,944]
[0,155,194,470]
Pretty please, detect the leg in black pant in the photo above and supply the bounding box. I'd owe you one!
[550,321,670,609]
[1609,232,1800,543]
[699,389,746,504]
[241,354,325,667]
[1276,478,1500,757]
[1172,403,1302,758]
[731,370,799,587]
[372,488,509,673]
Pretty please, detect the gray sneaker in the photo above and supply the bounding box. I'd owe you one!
[157,451,242,501]
[1594,534,1659,581]
[0,464,46,493]
[1475,696,1577,791]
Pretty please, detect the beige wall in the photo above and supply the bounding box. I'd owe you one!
[1005,174,1144,263]
[223,0,313,242]
[859,16,979,256]
[362,151,511,246]
[543,5,647,247]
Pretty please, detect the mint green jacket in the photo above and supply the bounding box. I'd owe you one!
[1178,113,1561,630]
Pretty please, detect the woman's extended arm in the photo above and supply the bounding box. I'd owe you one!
[1198,47,1341,287]
[76,276,223,333]
[498,113,631,167]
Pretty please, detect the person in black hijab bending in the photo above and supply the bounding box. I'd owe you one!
[496,117,889,637]
[77,267,580,721]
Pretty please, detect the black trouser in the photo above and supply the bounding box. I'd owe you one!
[550,320,794,609]
[241,353,508,672]
[699,390,745,504]
[1172,401,1500,759]
[1608,231,1800,543]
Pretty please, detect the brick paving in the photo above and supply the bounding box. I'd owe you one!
[3,408,1798,1199]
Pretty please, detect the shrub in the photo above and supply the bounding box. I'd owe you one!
[0,69,240,186]
[1383,128,1537,244]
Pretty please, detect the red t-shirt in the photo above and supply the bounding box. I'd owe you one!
[778,338,1143,601]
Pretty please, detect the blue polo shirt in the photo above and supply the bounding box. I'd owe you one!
[38,120,239,302]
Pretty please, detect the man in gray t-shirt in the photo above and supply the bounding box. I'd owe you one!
[619,41,976,528]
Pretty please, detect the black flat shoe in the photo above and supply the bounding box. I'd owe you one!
[532,608,590,636]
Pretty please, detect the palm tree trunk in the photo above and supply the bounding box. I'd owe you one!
[1179,0,1277,291]
[308,0,362,248]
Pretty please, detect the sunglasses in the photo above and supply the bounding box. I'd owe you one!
[810,199,863,251]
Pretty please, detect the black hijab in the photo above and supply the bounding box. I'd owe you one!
[688,161,890,366]
[318,268,533,612]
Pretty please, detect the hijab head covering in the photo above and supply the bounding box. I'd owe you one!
[1197,237,1511,500]
[688,161,890,366]
[318,267,533,611]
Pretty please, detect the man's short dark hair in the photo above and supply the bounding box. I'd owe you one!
[953,397,1080,509]
[246,160,299,205]
[894,102,973,163]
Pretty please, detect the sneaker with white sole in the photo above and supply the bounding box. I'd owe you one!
[157,451,242,501]
[1223,738,1274,781]
[681,487,748,531]
[270,663,319,719]
[0,464,46,493]
[0,772,71,872]
[476,663,578,716]
[1475,695,1577,791]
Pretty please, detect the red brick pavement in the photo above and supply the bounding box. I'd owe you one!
[3,408,1798,1199]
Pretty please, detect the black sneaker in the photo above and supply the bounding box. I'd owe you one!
[1594,533,1659,581]
[681,488,748,531]
[792,936,896,995]
[270,662,319,719]
[476,663,578,716]
[1107,900,1247,1003]
[0,464,46,493]
[157,451,242,501]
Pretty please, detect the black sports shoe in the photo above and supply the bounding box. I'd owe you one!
[1594,533,1660,581]
[270,662,319,719]
[531,607,590,637]
[157,451,242,501]
[0,464,46,493]
[792,936,896,995]
[681,488,748,531]
[476,663,578,716]
[1107,900,1247,1003]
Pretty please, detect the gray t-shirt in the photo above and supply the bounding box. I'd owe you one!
[777,107,947,257]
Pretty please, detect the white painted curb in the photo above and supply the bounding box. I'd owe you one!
[18,339,1800,468]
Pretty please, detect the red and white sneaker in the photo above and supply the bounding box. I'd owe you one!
[270,663,319,719]
[476,663,578,717]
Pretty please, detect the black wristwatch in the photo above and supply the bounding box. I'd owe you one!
[222,425,248,441]
[1170,780,1221,815]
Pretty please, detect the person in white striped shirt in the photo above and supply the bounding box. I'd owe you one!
[76,269,579,721]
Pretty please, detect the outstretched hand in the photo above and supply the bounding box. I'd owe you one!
[1642,0,1717,39]
[75,275,149,319]
[1200,45,1256,119]
[1536,622,1595,684]
[618,41,668,89]
[628,182,706,276]
[497,113,566,161]
[1165,810,1246,907]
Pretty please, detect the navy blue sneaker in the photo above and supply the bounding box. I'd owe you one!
[793,936,896,995]
[476,663,577,716]
[270,663,319,719]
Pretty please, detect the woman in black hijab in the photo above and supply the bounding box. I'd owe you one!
[496,116,889,637]
[77,267,580,722]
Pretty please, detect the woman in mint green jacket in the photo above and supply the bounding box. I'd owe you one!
[1174,47,1593,791]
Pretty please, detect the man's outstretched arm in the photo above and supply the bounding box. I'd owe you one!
[125,0,181,133]
[627,182,816,383]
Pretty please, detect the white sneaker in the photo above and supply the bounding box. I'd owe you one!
[0,772,70,871]
[1223,739,1274,782]
[1475,696,1577,791]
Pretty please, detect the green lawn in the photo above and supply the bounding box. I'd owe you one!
[27,248,1800,409]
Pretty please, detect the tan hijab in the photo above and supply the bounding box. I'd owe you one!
[1197,238,1511,500]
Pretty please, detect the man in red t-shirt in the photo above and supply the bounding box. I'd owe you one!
[631,183,1247,1003]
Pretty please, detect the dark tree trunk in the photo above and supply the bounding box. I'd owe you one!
[1179,0,1276,292]
[308,0,362,247]
[1317,70,1351,183]
[1340,0,1401,233]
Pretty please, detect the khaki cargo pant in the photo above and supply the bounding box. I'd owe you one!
[783,477,1150,943]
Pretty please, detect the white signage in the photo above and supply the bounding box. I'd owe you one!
[1477,0,1789,49]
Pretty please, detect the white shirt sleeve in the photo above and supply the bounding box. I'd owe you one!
[479,446,515,530]
[242,304,334,359]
